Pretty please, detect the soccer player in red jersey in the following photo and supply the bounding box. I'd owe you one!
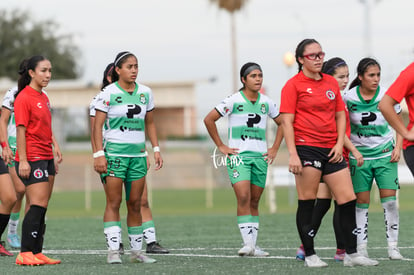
[379,62,414,177]
[14,55,62,266]
[280,39,378,268]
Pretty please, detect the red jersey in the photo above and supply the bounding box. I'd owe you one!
[14,86,53,161]
[385,62,414,149]
[280,71,345,148]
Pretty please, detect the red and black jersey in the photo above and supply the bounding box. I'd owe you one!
[386,62,414,149]
[280,71,345,148]
[14,86,53,161]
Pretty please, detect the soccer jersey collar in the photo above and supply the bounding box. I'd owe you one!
[240,90,261,105]
[25,85,44,96]
[356,86,380,104]
[115,81,138,95]
[298,70,324,82]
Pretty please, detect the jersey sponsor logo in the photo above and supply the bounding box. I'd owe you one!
[126,104,141,118]
[33,168,44,179]
[325,90,335,100]
[246,113,261,127]
[360,112,377,125]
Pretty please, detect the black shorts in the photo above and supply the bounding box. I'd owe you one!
[296,145,348,176]
[15,159,56,186]
[0,158,8,175]
[403,145,414,177]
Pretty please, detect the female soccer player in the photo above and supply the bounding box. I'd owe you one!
[344,57,403,260]
[379,62,414,177]
[93,52,162,264]
[90,63,168,256]
[204,62,283,257]
[14,55,62,266]
[296,57,363,262]
[0,60,29,251]
[280,38,378,267]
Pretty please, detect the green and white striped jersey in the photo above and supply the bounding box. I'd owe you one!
[95,82,154,157]
[343,86,401,159]
[215,91,279,156]
[2,86,18,148]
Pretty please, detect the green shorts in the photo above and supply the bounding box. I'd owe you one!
[349,156,399,193]
[101,155,147,183]
[226,154,268,188]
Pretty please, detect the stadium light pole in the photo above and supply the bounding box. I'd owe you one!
[359,0,382,56]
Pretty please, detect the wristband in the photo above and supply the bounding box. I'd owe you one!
[153,146,160,153]
[93,150,105,158]
[0,142,6,149]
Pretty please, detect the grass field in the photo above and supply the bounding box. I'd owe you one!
[1,186,414,274]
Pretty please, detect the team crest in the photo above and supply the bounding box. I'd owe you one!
[260,104,266,114]
[232,169,240,178]
[33,168,44,179]
[326,90,335,100]
[140,94,146,104]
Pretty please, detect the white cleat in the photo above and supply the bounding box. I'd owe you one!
[107,249,122,264]
[130,250,157,263]
[388,247,403,260]
[304,254,328,268]
[344,253,379,267]
[253,246,269,257]
[357,245,369,258]
[238,245,254,256]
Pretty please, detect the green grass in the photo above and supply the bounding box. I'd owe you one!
[1,186,414,274]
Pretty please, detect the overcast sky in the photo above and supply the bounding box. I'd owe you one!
[1,0,414,131]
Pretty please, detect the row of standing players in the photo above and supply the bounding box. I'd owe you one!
[1,38,414,267]
[0,53,170,266]
[204,38,414,268]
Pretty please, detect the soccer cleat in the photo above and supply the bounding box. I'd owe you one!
[0,241,13,256]
[146,241,169,254]
[119,242,125,255]
[388,247,403,260]
[253,246,269,257]
[296,244,305,261]
[334,248,346,262]
[7,234,21,249]
[34,253,61,265]
[15,252,45,266]
[238,244,254,256]
[130,250,157,263]
[343,253,379,267]
[304,254,328,267]
[357,244,369,257]
[107,249,122,264]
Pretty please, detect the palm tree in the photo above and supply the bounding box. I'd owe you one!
[210,0,249,92]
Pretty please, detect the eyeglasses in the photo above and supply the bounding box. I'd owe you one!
[303,51,325,60]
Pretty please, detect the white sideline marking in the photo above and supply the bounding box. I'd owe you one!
[8,247,412,261]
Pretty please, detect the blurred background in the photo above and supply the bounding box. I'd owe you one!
[0,0,412,210]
